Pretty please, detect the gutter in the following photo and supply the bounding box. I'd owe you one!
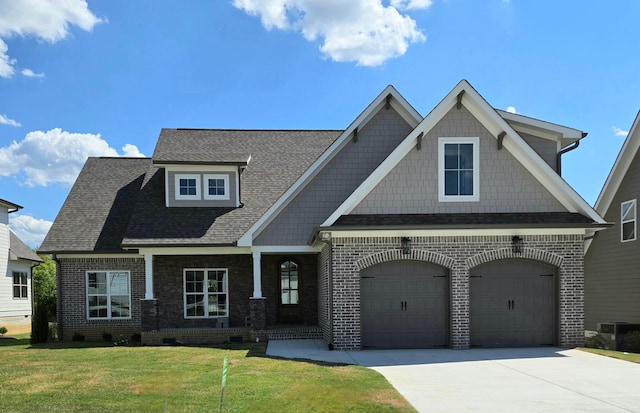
[557,133,586,175]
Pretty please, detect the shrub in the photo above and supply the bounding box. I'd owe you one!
[0,326,7,336]
[113,335,128,346]
[622,331,640,353]
[130,333,141,344]
[102,332,113,342]
[72,332,85,342]
[584,333,606,349]
[31,300,50,344]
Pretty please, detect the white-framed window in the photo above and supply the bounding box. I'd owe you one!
[621,199,636,242]
[86,271,131,319]
[184,269,228,318]
[12,271,28,299]
[175,174,201,200]
[438,137,480,202]
[204,174,230,200]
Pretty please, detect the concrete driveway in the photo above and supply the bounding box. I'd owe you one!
[266,339,640,412]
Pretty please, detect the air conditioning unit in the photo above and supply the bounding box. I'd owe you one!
[598,322,640,350]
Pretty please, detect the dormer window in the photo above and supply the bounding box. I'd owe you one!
[204,174,230,200]
[175,174,201,200]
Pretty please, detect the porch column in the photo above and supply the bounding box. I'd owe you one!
[252,250,263,298]
[144,253,154,300]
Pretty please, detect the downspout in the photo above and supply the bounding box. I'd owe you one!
[556,133,586,175]
[52,254,63,341]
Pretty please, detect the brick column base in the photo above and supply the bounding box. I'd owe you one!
[141,299,159,332]
[249,298,267,330]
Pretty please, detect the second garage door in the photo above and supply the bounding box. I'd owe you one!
[470,259,557,347]
[361,260,449,349]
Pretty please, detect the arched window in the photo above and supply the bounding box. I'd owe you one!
[280,261,299,305]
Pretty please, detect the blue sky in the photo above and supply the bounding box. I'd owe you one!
[1,0,639,248]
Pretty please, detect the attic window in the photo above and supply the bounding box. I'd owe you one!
[175,174,201,200]
[621,199,636,242]
[204,174,230,201]
[438,137,479,202]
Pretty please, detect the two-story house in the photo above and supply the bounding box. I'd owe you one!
[40,80,608,349]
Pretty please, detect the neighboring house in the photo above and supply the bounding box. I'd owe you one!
[39,80,608,349]
[585,111,640,341]
[0,199,43,331]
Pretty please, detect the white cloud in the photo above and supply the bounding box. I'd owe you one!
[21,68,45,78]
[0,128,145,187]
[9,214,52,249]
[506,106,517,114]
[0,113,21,127]
[612,127,628,137]
[0,0,104,78]
[233,0,429,66]
[390,0,433,10]
[0,38,15,77]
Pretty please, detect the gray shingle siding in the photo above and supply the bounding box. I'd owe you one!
[585,148,640,331]
[352,106,567,215]
[520,132,558,172]
[254,107,414,245]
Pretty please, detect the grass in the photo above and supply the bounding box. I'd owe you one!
[578,347,640,364]
[0,336,415,413]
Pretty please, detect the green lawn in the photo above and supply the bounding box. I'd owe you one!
[579,347,640,364]
[0,336,415,413]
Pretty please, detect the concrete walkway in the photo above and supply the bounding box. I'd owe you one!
[267,339,640,412]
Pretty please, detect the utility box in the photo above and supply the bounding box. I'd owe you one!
[598,322,640,350]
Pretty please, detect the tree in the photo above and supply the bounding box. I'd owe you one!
[31,254,57,343]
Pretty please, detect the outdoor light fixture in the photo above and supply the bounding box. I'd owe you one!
[512,236,523,254]
[401,237,412,255]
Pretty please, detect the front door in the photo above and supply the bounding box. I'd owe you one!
[277,260,304,324]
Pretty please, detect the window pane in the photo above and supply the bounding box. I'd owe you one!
[290,290,299,305]
[111,296,130,318]
[21,286,28,298]
[110,272,129,295]
[290,275,298,289]
[459,144,474,169]
[623,201,636,221]
[444,144,459,169]
[623,221,635,241]
[281,291,290,304]
[14,286,21,298]
[444,171,459,195]
[281,275,289,289]
[179,178,197,196]
[208,178,225,196]
[460,170,474,195]
[88,272,107,294]
[89,296,108,318]
[186,294,205,317]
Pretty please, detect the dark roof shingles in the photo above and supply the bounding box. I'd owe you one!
[39,157,152,253]
[10,231,43,262]
[333,212,597,227]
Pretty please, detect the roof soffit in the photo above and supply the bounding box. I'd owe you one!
[237,85,423,246]
[321,79,606,227]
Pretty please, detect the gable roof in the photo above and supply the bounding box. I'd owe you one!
[321,80,606,228]
[9,231,43,262]
[593,111,640,216]
[237,85,423,246]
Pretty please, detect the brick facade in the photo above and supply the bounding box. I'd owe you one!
[327,234,585,350]
[57,257,145,341]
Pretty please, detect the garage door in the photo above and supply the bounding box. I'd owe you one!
[361,260,449,349]
[470,259,556,347]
